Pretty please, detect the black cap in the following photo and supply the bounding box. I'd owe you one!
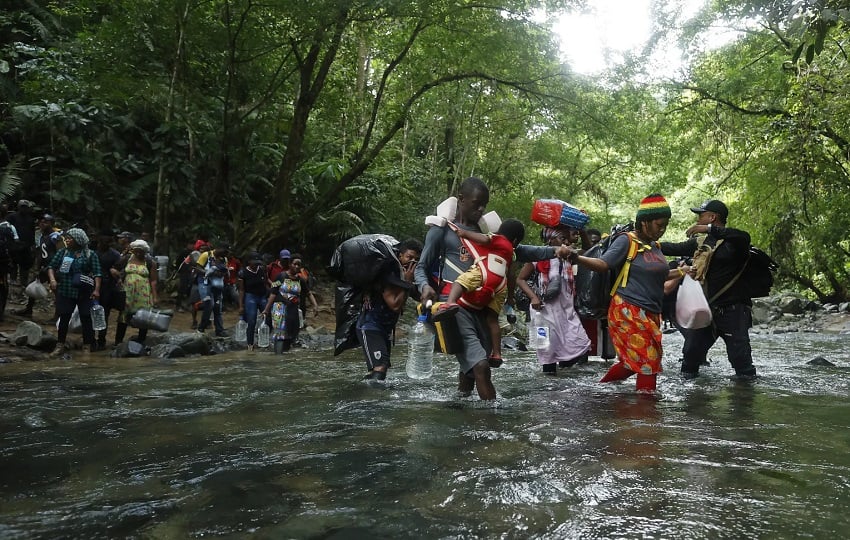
[690,200,729,221]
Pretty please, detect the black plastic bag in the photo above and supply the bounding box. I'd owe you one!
[334,285,363,356]
[328,234,400,288]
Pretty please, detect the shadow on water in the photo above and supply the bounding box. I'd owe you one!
[1,330,850,538]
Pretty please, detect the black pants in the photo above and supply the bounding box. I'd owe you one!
[681,302,755,376]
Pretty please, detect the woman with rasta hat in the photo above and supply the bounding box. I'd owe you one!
[565,194,690,393]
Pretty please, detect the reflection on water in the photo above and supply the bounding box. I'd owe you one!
[2,331,850,538]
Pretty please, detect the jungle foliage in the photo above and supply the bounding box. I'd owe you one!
[1,0,848,301]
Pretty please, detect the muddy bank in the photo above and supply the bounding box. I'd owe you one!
[2,287,848,363]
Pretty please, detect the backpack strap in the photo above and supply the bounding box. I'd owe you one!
[693,235,724,284]
[707,251,750,304]
[609,232,655,296]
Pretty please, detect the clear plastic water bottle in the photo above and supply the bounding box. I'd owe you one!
[256,313,270,348]
[529,309,550,351]
[91,300,107,331]
[235,318,247,342]
[406,314,435,379]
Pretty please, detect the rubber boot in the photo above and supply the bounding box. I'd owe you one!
[114,322,128,345]
[635,373,657,393]
[600,362,634,383]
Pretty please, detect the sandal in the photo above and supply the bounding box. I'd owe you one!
[488,355,503,368]
[433,302,460,323]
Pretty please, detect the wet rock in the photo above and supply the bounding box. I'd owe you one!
[162,332,212,355]
[807,356,835,367]
[12,321,58,351]
[751,302,782,325]
[840,302,850,313]
[823,303,839,313]
[149,343,186,359]
[501,335,527,352]
[112,340,148,358]
[778,296,806,315]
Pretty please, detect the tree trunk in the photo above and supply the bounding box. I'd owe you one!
[154,1,191,256]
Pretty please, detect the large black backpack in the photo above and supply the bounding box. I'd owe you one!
[742,247,778,298]
[574,224,635,320]
[709,245,778,302]
[328,234,401,288]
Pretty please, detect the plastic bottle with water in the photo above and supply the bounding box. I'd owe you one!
[406,313,435,379]
[528,309,550,351]
[235,318,248,342]
[256,313,270,348]
[91,300,107,331]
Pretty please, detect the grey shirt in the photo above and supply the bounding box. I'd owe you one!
[601,234,670,313]
[414,222,556,299]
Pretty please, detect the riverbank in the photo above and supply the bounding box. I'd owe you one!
[0,282,340,362]
[2,287,848,363]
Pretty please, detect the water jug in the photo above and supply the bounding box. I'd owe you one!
[235,318,248,342]
[256,313,270,348]
[532,309,550,351]
[91,301,107,331]
[406,314,435,379]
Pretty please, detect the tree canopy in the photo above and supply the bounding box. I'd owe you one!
[1,0,848,301]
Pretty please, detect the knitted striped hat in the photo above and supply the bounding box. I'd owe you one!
[636,194,671,221]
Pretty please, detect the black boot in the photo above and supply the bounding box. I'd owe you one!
[114,322,128,345]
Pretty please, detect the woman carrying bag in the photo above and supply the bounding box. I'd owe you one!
[47,228,102,356]
[112,239,158,345]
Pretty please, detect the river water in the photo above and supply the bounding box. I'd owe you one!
[1,329,849,539]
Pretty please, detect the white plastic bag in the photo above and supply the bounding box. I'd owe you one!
[57,306,83,334]
[676,275,712,329]
[25,279,49,300]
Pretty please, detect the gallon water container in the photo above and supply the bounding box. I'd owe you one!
[235,318,248,342]
[406,314,435,379]
[256,313,270,348]
[155,256,169,281]
[91,301,107,331]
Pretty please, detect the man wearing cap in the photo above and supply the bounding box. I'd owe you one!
[13,214,61,318]
[661,199,757,379]
[116,232,134,255]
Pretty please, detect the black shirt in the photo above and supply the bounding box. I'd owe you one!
[661,226,752,306]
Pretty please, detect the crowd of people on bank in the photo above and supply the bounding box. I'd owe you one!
[0,204,319,356]
[350,177,759,398]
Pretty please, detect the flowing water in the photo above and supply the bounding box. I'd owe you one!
[2,330,849,539]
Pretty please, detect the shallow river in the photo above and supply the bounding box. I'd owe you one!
[2,330,849,539]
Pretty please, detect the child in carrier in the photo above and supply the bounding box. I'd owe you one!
[439,218,525,367]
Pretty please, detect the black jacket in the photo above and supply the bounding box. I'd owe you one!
[661,226,751,307]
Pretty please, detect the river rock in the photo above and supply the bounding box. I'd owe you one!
[158,332,212,355]
[502,335,528,352]
[751,301,782,325]
[777,295,806,315]
[807,356,836,367]
[149,343,186,359]
[12,321,58,351]
[840,302,850,313]
[112,340,148,358]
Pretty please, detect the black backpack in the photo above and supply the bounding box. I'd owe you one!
[710,246,777,302]
[743,247,778,298]
[574,223,636,320]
